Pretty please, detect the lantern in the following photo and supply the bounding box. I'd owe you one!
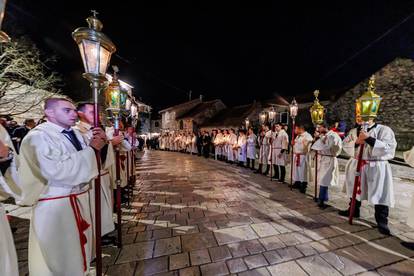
[72,10,116,82]
[105,66,127,115]
[0,0,10,43]
[355,75,382,122]
[289,98,298,120]
[309,90,325,125]
[245,117,250,128]
[268,107,276,122]
[259,112,267,124]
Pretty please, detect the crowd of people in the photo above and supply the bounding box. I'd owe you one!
[158,116,400,239]
[0,98,139,276]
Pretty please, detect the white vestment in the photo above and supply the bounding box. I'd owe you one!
[292,131,313,182]
[237,135,247,162]
[214,133,223,157]
[342,128,360,199]
[258,130,271,165]
[227,133,238,161]
[403,147,414,228]
[311,130,342,188]
[18,122,98,276]
[0,125,19,276]
[191,136,197,154]
[269,129,289,165]
[75,121,115,237]
[246,133,257,159]
[359,124,396,207]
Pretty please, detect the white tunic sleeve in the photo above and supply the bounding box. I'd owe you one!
[371,126,396,160]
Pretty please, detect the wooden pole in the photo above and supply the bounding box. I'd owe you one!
[290,119,295,190]
[114,116,123,248]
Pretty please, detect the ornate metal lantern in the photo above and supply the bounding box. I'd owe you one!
[105,66,127,116]
[245,117,250,128]
[268,107,276,122]
[309,90,325,125]
[72,10,116,82]
[355,75,382,122]
[259,111,267,124]
[289,97,298,120]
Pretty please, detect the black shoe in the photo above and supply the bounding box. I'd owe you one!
[101,235,117,246]
[299,182,307,194]
[401,242,414,250]
[338,199,361,218]
[292,181,301,189]
[263,165,270,175]
[318,200,328,209]
[378,225,391,236]
[254,164,263,174]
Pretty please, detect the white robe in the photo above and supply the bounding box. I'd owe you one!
[269,129,289,165]
[17,122,98,276]
[191,136,197,154]
[0,125,19,276]
[258,130,271,165]
[311,130,342,188]
[237,135,247,162]
[359,124,396,207]
[292,131,313,182]
[342,128,360,199]
[75,121,115,237]
[214,133,224,157]
[227,133,238,162]
[246,134,257,159]
[403,147,414,228]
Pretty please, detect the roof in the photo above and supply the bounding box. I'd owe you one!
[201,103,256,128]
[159,99,201,114]
[176,99,223,120]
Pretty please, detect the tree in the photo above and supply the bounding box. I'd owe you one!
[0,37,61,116]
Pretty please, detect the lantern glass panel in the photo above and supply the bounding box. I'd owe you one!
[99,46,111,75]
[79,39,100,75]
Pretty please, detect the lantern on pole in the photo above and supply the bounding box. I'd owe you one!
[72,11,116,275]
[289,98,298,189]
[349,75,382,224]
[268,107,276,123]
[309,90,324,125]
[104,66,126,248]
[259,111,267,124]
[309,90,325,201]
[245,117,250,129]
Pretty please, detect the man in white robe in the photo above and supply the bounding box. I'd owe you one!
[227,129,238,164]
[311,123,342,209]
[17,98,106,276]
[356,121,396,235]
[214,130,223,160]
[246,128,257,170]
[269,123,289,182]
[292,125,313,193]
[402,146,414,249]
[255,124,272,175]
[338,124,362,218]
[0,124,19,276]
[237,130,247,166]
[75,102,122,245]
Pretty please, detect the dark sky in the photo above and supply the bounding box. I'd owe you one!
[4,1,414,112]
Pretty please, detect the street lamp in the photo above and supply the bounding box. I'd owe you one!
[289,98,298,189]
[72,11,116,276]
[309,90,325,201]
[349,75,382,224]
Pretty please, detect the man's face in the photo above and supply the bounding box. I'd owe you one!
[78,104,95,125]
[26,121,36,129]
[46,100,78,128]
[316,125,326,133]
[275,124,282,132]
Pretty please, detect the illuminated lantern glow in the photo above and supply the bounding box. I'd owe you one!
[355,75,382,122]
[309,90,325,125]
[105,67,128,116]
[289,97,298,119]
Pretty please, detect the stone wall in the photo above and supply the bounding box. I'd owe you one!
[327,58,414,151]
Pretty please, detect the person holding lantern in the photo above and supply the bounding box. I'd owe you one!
[227,129,238,164]
[17,97,107,276]
[214,129,224,160]
[292,124,313,193]
[255,124,272,175]
[269,123,289,182]
[237,129,247,166]
[75,102,123,246]
[311,122,343,209]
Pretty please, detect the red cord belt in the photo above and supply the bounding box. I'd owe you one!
[39,189,90,271]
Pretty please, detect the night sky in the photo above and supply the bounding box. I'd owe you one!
[4,1,414,112]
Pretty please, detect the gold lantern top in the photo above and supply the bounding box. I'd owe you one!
[355,75,382,122]
[105,66,127,115]
[309,90,325,125]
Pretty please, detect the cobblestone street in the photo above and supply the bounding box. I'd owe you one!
[8,150,414,275]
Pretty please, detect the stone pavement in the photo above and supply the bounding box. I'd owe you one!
[7,149,414,275]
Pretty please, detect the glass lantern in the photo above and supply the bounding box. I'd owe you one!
[289,98,298,119]
[355,75,382,122]
[309,90,325,125]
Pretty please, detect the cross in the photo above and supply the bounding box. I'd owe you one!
[91,10,99,17]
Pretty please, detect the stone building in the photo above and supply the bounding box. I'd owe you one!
[159,97,225,132]
[326,58,414,151]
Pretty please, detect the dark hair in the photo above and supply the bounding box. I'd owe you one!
[76,101,94,112]
[24,119,35,125]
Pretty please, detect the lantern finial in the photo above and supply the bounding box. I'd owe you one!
[86,10,103,31]
[314,90,319,99]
